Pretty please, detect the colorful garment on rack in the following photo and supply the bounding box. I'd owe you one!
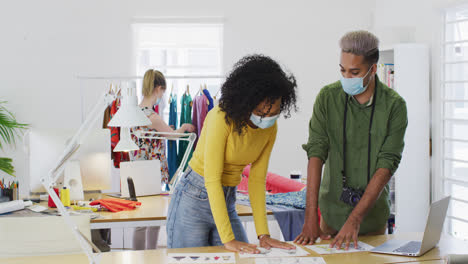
[130,107,170,184]
[192,93,209,149]
[177,93,193,169]
[202,89,214,112]
[109,100,129,168]
[168,94,178,184]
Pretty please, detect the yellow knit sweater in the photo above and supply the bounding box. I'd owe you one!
[189,106,277,243]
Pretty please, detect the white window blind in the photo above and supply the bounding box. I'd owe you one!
[133,23,224,121]
[442,4,468,240]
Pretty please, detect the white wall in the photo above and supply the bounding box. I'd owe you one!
[0,0,374,195]
[0,0,134,196]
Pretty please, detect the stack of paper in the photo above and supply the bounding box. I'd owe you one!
[167,253,235,263]
[239,245,310,258]
[305,241,374,255]
[255,257,326,264]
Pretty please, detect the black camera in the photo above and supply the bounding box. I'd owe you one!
[340,186,364,207]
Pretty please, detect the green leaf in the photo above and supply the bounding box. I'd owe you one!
[0,101,29,150]
[0,157,15,176]
[0,101,28,178]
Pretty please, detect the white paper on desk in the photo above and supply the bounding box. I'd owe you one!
[305,241,373,255]
[239,244,309,258]
[167,253,235,263]
[27,204,48,212]
[68,210,101,220]
[256,257,326,264]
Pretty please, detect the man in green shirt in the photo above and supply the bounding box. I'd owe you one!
[294,31,408,250]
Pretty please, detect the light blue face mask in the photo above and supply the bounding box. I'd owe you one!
[155,97,161,106]
[250,113,280,129]
[340,67,373,96]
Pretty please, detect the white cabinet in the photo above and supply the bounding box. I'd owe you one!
[379,44,431,233]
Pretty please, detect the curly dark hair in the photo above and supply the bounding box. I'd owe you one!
[219,54,298,134]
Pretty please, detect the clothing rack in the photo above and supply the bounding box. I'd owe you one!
[77,74,224,122]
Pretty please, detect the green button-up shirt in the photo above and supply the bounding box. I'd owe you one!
[303,76,408,234]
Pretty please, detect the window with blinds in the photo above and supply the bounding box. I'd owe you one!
[133,23,224,121]
[442,4,468,240]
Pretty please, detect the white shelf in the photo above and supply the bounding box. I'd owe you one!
[379,49,395,64]
[380,46,395,52]
[393,43,430,233]
[377,44,430,233]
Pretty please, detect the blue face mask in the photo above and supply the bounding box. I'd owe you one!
[250,113,279,129]
[340,67,373,96]
[155,97,161,106]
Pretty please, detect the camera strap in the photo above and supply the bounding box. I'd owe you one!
[342,84,377,187]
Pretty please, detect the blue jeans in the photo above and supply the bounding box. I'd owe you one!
[166,167,248,248]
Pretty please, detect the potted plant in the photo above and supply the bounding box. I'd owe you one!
[0,101,28,176]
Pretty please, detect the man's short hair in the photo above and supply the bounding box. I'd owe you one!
[340,30,380,65]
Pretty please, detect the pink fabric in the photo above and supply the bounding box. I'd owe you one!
[238,165,306,194]
[192,94,209,148]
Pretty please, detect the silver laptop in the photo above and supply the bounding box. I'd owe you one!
[371,196,451,257]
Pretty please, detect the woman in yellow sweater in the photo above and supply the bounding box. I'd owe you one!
[167,55,298,254]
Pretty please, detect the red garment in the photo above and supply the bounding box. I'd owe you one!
[47,188,60,208]
[89,198,141,212]
[239,165,306,194]
[109,100,129,168]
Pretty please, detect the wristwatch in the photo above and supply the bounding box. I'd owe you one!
[258,234,270,240]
